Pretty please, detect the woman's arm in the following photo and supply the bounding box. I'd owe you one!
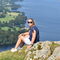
[31,30,36,44]
[21,32,29,36]
[27,30,36,48]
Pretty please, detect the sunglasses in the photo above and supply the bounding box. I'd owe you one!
[28,21,33,24]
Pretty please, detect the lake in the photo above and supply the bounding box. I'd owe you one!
[16,0,60,41]
[0,45,15,52]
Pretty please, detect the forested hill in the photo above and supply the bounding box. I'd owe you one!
[0,0,27,46]
[0,0,23,12]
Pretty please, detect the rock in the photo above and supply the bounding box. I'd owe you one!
[0,41,60,60]
[47,47,60,60]
[54,41,60,45]
[41,41,52,49]
[56,56,60,60]
[25,41,52,60]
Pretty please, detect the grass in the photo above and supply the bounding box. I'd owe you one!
[7,12,19,16]
[0,12,19,23]
[0,46,27,60]
[1,27,10,31]
[50,42,60,55]
[1,27,21,31]
[0,42,60,60]
[0,16,15,23]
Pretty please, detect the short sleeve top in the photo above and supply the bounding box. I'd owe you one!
[29,25,40,43]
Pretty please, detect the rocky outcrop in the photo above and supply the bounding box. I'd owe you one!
[48,47,60,60]
[0,41,60,60]
[25,41,60,60]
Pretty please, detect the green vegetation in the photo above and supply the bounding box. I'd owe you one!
[0,46,27,60]
[7,12,19,16]
[0,16,14,22]
[0,0,21,12]
[0,0,27,46]
[0,9,27,46]
[0,27,28,46]
[0,12,19,23]
[0,42,60,60]
[0,12,27,27]
[1,27,20,31]
[50,42,60,54]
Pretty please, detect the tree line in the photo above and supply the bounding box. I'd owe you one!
[0,28,27,46]
[0,13,27,46]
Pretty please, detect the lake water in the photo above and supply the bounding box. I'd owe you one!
[16,0,60,41]
[0,45,15,52]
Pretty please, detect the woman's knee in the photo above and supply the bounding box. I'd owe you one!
[18,34,22,38]
[20,36,24,40]
[18,35,24,39]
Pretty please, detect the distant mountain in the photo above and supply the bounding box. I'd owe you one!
[0,0,22,12]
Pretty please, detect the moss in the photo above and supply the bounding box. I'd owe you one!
[37,44,42,50]
[0,42,60,60]
[33,58,39,60]
[30,48,36,52]
[30,54,36,59]
[50,42,60,54]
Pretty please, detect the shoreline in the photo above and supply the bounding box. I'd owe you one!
[0,41,60,60]
[0,41,60,52]
[0,44,15,52]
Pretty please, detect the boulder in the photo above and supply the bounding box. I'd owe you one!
[47,47,60,60]
[25,41,52,60]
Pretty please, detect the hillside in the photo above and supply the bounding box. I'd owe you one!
[0,11,27,46]
[0,41,60,60]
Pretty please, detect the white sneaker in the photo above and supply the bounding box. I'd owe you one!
[11,47,22,52]
[17,47,22,50]
[11,48,17,52]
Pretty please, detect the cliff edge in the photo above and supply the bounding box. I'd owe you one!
[0,41,60,60]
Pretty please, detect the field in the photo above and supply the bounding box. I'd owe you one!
[0,12,20,23]
[1,27,21,31]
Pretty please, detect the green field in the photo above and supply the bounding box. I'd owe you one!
[0,12,20,23]
[0,27,21,31]
[0,16,15,23]
[7,12,19,16]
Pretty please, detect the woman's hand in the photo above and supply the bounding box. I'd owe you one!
[30,41,34,45]
[27,45,32,49]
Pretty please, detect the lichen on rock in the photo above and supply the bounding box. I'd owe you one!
[25,41,60,60]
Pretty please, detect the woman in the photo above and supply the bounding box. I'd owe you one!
[11,18,40,52]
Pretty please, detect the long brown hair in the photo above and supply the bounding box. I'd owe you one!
[27,18,36,25]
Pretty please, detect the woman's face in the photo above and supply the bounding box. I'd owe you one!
[27,19,33,27]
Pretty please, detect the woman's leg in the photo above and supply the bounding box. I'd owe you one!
[15,34,24,49]
[14,34,32,49]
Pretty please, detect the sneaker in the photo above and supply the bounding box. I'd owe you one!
[11,47,22,52]
[11,48,17,52]
[17,47,22,50]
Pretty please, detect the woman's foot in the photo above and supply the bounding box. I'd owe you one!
[11,48,17,52]
[11,47,22,52]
